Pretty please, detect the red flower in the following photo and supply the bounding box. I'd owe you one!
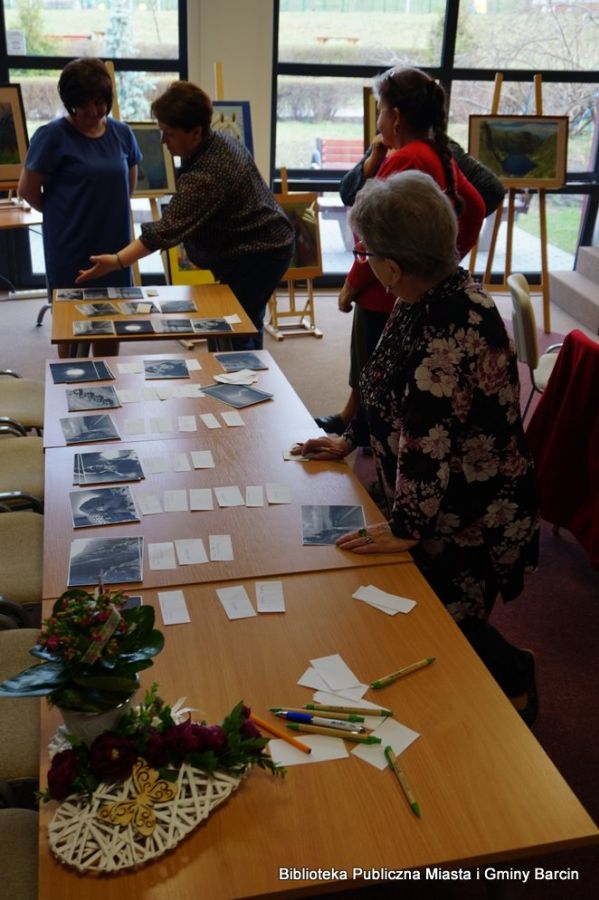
[161,721,205,762]
[143,727,167,769]
[197,724,227,753]
[89,732,138,782]
[47,749,80,801]
[241,719,261,739]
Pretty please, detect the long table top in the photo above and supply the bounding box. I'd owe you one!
[38,565,599,899]
[50,284,256,345]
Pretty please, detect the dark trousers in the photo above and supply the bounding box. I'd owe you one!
[213,249,293,350]
[458,616,534,697]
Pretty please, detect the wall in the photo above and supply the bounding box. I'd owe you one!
[187,0,275,181]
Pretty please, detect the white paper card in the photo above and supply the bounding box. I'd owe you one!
[191,450,215,469]
[245,485,264,507]
[221,411,245,427]
[137,493,163,515]
[214,369,257,385]
[178,415,197,432]
[190,488,213,511]
[173,452,191,472]
[186,359,202,370]
[118,361,143,374]
[136,302,152,314]
[216,585,256,620]
[351,718,420,770]
[209,534,233,561]
[353,585,416,615]
[150,416,173,434]
[142,387,159,401]
[255,580,285,613]
[173,385,204,398]
[155,387,173,401]
[200,413,221,429]
[123,418,146,435]
[116,389,141,404]
[175,538,208,565]
[266,482,292,504]
[224,314,242,324]
[142,456,167,474]
[310,654,361,691]
[268,735,349,767]
[214,485,245,507]
[148,542,177,570]
[158,589,190,625]
[163,489,188,512]
[297,667,331,691]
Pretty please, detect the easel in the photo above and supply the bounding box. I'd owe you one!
[265,167,323,340]
[469,73,551,333]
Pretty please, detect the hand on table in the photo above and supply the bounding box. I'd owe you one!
[336,522,418,554]
[291,436,351,460]
[75,254,119,284]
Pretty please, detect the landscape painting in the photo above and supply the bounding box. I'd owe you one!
[128,122,176,197]
[275,193,322,281]
[468,115,568,189]
[0,84,28,185]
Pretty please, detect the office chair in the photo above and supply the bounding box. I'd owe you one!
[0,370,44,434]
[0,629,41,811]
[0,809,39,900]
[506,273,562,420]
[0,435,44,504]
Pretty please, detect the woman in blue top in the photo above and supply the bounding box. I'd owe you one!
[18,58,141,354]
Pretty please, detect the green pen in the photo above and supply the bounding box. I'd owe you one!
[371,657,436,690]
[269,706,365,723]
[287,723,381,744]
[305,703,392,717]
[384,745,421,818]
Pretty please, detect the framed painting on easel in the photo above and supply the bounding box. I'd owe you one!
[167,242,215,286]
[468,115,568,189]
[0,83,28,186]
[128,122,176,198]
[275,193,322,281]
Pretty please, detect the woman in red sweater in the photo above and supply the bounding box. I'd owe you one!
[317,67,486,434]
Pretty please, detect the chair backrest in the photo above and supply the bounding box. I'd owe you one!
[507,273,540,370]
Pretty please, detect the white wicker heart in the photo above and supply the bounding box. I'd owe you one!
[48,759,242,874]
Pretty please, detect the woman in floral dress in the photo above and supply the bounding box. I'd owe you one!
[294,171,539,723]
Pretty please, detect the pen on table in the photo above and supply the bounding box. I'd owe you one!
[249,713,312,755]
[270,706,365,723]
[306,703,393,717]
[370,657,436,690]
[287,723,381,744]
[273,711,368,733]
[384,745,421,818]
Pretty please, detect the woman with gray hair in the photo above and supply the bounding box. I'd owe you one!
[293,171,540,724]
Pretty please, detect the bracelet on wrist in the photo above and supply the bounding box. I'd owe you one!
[115,252,124,270]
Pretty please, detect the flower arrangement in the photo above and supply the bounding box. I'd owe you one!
[0,587,164,712]
[43,685,283,802]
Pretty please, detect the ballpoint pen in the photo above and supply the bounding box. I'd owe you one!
[370,657,436,690]
[270,706,365,723]
[249,713,312,754]
[384,745,421,818]
[287,723,381,744]
[305,703,393,717]
[273,710,367,733]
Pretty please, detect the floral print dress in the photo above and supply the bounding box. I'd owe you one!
[346,267,539,622]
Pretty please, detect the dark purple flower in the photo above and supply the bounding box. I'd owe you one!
[241,704,251,719]
[89,732,138,782]
[143,727,168,770]
[196,724,227,753]
[241,718,261,739]
[47,748,79,801]
[161,721,205,762]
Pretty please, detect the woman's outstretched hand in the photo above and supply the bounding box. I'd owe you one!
[75,254,118,284]
[291,436,351,460]
[336,522,418,554]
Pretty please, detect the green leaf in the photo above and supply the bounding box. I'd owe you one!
[0,661,68,696]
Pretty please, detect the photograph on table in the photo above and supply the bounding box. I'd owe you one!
[119,301,159,315]
[109,287,145,300]
[192,317,232,334]
[67,535,144,586]
[468,115,569,188]
[143,358,189,379]
[49,360,115,384]
[301,504,365,546]
[214,351,268,372]
[73,319,116,337]
[212,101,253,156]
[115,320,155,336]
[75,302,121,317]
[157,298,197,314]
[66,385,120,412]
[201,383,273,409]
[69,485,139,528]
[128,122,176,197]
[167,242,216,286]
[0,83,28,185]
[74,449,145,486]
[274,193,322,280]
[154,318,194,334]
[60,414,120,445]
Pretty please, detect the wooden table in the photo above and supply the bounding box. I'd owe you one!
[0,202,43,231]
[38,565,599,898]
[43,351,317,449]
[50,284,256,353]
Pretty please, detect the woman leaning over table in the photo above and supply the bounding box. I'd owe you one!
[76,80,295,350]
[293,172,540,725]
[17,57,141,357]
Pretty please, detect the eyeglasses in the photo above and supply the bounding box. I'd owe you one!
[352,245,381,264]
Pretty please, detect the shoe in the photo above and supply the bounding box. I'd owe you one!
[511,649,539,727]
[314,414,346,435]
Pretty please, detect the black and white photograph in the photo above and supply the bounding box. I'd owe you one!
[119,301,159,315]
[69,485,139,528]
[66,385,120,412]
[74,449,145,485]
[55,289,84,301]
[60,414,120,445]
[157,299,197,314]
[108,287,145,300]
[143,358,190,379]
[82,288,110,300]
[49,360,115,384]
[301,505,366,546]
[114,320,155,336]
[154,318,194,334]
[214,351,268,372]
[192,318,232,333]
[75,302,121,317]
[67,535,144,586]
[73,319,116,337]
[201,383,273,409]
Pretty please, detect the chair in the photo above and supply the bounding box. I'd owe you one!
[0,436,44,504]
[0,510,43,623]
[0,630,41,794]
[0,809,39,900]
[506,273,562,419]
[0,370,44,434]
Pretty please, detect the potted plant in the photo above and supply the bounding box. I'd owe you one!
[0,587,164,740]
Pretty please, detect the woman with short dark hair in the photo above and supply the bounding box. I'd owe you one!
[77,80,294,350]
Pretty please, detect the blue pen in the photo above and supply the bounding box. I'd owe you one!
[274,710,367,733]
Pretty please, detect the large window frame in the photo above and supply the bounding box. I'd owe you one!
[0,0,188,290]
[271,0,599,285]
